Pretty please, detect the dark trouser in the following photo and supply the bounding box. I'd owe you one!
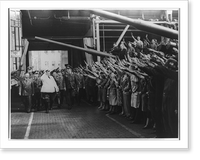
[60,90,66,105]
[88,85,95,103]
[66,88,73,108]
[53,92,61,108]
[33,92,41,110]
[155,100,165,138]
[162,95,178,138]
[85,85,90,101]
[77,88,84,105]
[41,92,54,112]
[22,95,32,113]
[102,88,107,109]
[148,92,156,124]
[98,87,103,107]
[123,92,131,117]
[93,86,98,104]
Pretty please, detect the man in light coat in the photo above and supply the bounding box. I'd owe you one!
[40,70,59,113]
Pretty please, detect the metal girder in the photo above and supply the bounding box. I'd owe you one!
[90,9,178,39]
[35,36,116,58]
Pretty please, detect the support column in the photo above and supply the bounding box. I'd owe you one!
[92,15,96,48]
[96,16,101,62]
[20,39,29,73]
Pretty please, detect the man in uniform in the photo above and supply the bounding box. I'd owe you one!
[64,65,77,109]
[74,69,84,106]
[19,73,34,113]
[32,70,42,111]
[56,69,66,108]
[51,69,61,109]
[131,33,143,56]
[27,66,34,79]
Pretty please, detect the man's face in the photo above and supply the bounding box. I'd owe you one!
[34,73,39,78]
[25,73,29,79]
[52,72,57,77]
[46,71,50,76]
[61,71,65,75]
[67,68,72,74]
[137,36,140,40]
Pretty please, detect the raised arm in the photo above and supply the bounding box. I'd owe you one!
[131,32,137,42]
[145,34,151,44]
[155,65,178,81]
[138,66,159,77]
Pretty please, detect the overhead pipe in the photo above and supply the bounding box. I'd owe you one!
[90,9,178,39]
[35,36,116,58]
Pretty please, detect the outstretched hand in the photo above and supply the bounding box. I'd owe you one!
[131,32,133,36]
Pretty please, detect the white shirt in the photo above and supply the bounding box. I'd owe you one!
[40,73,59,93]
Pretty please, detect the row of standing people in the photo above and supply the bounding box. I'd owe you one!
[97,69,152,128]
[96,60,178,138]
[18,65,97,113]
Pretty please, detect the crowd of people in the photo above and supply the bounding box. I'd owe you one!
[16,64,89,114]
[12,33,179,138]
[83,33,178,138]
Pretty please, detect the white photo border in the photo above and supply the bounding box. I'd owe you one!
[0,0,188,149]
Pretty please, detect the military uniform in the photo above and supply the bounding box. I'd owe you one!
[53,72,66,108]
[32,74,42,111]
[19,77,34,113]
[98,74,108,109]
[156,65,178,138]
[57,72,66,107]
[65,72,77,108]
[139,66,166,137]
[75,73,84,105]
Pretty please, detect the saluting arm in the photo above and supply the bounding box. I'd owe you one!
[155,65,178,81]
[131,32,137,42]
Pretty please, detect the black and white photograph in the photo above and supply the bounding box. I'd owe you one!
[0,1,189,151]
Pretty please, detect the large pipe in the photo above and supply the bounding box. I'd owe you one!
[90,9,178,39]
[35,36,115,58]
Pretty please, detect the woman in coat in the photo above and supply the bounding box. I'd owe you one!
[121,73,131,118]
[130,73,141,123]
[107,73,118,114]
